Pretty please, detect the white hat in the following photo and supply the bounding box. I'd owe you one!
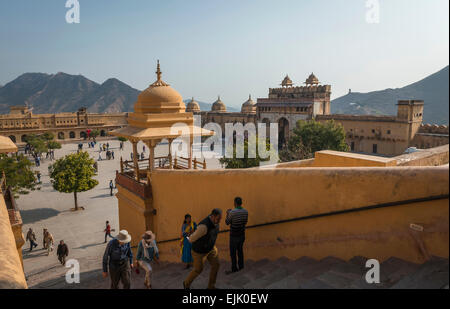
[116,230,131,243]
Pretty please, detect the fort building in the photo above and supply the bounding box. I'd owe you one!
[0,106,127,145]
[0,73,448,157]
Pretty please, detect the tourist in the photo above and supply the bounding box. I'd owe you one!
[44,229,54,256]
[36,172,41,183]
[104,221,114,243]
[111,151,115,160]
[136,231,159,289]
[98,153,102,161]
[109,180,114,196]
[180,214,197,269]
[107,142,110,150]
[57,240,69,265]
[130,152,133,160]
[26,228,38,251]
[225,197,249,274]
[102,230,133,289]
[143,145,145,153]
[43,228,48,249]
[141,152,145,160]
[183,208,222,289]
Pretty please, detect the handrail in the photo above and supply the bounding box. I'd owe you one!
[155,194,450,245]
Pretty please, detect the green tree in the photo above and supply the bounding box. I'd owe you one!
[24,133,61,157]
[47,140,62,150]
[117,136,128,142]
[90,129,100,140]
[0,153,39,198]
[220,135,276,169]
[49,151,98,211]
[280,119,349,162]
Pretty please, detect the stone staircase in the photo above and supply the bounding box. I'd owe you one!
[37,256,449,289]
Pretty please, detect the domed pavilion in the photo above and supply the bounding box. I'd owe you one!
[111,61,214,181]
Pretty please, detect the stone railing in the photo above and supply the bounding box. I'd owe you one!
[115,171,152,199]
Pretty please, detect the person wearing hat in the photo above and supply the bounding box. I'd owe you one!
[136,231,159,289]
[102,230,134,289]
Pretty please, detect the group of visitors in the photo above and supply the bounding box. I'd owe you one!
[87,141,96,148]
[102,229,159,289]
[100,197,248,290]
[26,228,69,265]
[182,197,248,289]
[45,150,55,160]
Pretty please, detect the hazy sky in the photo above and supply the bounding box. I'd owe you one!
[0,0,448,109]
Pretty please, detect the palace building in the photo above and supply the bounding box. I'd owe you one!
[0,71,448,156]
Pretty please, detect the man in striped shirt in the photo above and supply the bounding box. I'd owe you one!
[225,197,249,274]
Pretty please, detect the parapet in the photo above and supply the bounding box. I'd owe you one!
[419,124,449,135]
[269,84,331,95]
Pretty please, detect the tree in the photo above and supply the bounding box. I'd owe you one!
[25,133,61,157]
[90,129,100,140]
[0,153,39,198]
[49,151,98,211]
[280,119,349,162]
[219,135,276,169]
[117,136,128,142]
[47,140,62,150]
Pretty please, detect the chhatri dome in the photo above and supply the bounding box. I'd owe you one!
[133,60,186,114]
[281,75,294,87]
[241,94,256,114]
[211,96,227,113]
[186,97,200,113]
[305,73,320,86]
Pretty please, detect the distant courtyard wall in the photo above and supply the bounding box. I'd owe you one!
[144,167,448,264]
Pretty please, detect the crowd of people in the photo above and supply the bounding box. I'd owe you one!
[101,197,249,289]
[25,227,68,264]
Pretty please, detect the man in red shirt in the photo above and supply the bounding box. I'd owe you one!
[104,221,114,243]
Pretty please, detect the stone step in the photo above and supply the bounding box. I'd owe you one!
[391,257,449,289]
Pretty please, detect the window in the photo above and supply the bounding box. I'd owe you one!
[387,130,391,135]
[351,142,355,151]
[372,144,378,154]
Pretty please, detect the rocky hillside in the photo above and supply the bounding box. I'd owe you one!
[0,72,140,114]
[0,72,239,114]
[332,66,449,124]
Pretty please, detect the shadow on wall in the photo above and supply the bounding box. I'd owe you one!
[21,208,60,224]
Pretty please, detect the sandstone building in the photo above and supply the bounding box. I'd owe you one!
[0,73,448,156]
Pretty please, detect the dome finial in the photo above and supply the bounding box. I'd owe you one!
[156,60,162,81]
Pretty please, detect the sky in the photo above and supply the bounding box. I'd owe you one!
[0,0,448,109]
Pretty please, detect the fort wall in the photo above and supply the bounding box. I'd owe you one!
[130,165,450,264]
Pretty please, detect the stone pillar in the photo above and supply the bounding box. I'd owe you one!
[132,141,140,182]
[188,138,193,169]
[168,139,173,169]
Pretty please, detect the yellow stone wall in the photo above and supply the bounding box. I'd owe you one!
[0,195,27,289]
[116,165,448,265]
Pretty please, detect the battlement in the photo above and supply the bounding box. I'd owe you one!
[419,124,449,135]
[269,84,331,95]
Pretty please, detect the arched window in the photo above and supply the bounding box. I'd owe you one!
[21,135,27,142]
[58,132,65,140]
[69,131,76,139]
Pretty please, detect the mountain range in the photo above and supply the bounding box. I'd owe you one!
[331,66,449,124]
[0,66,447,123]
[0,72,238,114]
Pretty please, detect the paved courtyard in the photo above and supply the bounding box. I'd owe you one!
[19,139,221,288]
